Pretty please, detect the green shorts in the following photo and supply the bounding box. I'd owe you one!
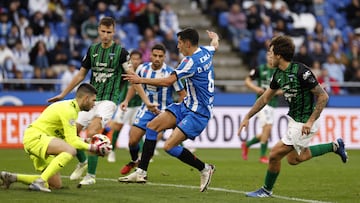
[23,127,55,172]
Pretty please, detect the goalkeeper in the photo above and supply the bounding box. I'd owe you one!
[0,83,108,192]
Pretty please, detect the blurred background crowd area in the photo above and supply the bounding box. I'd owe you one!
[0,0,360,95]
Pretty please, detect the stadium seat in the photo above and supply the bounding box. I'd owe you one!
[238,37,251,54]
[316,15,329,28]
[55,22,69,41]
[218,12,229,28]
[121,23,141,50]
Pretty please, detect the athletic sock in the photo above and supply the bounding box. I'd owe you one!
[17,174,40,185]
[129,144,140,161]
[41,152,73,181]
[178,147,205,171]
[111,130,120,150]
[309,143,333,157]
[87,154,98,175]
[264,170,279,191]
[138,139,156,171]
[102,126,111,135]
[260,142,268,157]
[247,137,260,147]
[76,149,87,163]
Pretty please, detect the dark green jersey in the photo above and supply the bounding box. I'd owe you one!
[249,64,278,107]
[270,62,318,123]
[82,42,129,103]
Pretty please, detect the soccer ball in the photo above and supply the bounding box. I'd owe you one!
[91,134,112,156]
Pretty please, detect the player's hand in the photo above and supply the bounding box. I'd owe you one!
[119,101,128,111]
[122,72,141,84]
[47,94,64,103]
[302,122,312,136]
[146,102,160,115]
[206,30,219,40]
[90,142,112,157]
[237,118,249,136]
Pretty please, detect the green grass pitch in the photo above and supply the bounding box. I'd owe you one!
[0,148,358,203]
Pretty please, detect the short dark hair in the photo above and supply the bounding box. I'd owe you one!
[177,28,199,46]
[130,50,142,58]
[151,44,166,53]
[76,83,97,98]
[269,35,295,62]
[99,17,115,28]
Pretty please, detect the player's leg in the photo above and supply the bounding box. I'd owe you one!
[241,135,260,160]
[107,121,124,162]
[80,116,102,185]
[70,122,88,180]
[164,111,215,192]
[259,124,272,163]
[118,111,175,182]
[120,126,145,174]
[246,140,292,197]
[80,101,117,185]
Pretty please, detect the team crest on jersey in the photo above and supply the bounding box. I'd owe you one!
[69,119,75,126]
[302,71,312,80]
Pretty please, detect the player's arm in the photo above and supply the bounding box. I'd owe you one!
[307,84,329,123]
[123,72,178,87]
[206,30,219,50]
[176,89,186,102]
[48,68,88,103]
[245,76,264,95]
[238,88,277,135]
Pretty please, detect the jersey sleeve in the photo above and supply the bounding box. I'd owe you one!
[119,48,130,64]
[81,46,92,70]
[174,57,195,79]
[248,68,259,80]
[269,69,280,90]
[298,65,319,89]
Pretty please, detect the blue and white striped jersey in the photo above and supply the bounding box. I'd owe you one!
[175,46,216,118]
[136,62,184,111]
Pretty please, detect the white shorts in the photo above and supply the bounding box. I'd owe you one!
[113,106,140,125]
[281,116,320,155]
[256,105,275,127]
[77,100,117,129]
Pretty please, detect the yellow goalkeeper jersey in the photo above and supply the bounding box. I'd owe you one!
[29,99,89,150]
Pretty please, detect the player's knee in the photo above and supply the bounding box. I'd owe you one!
[287,157,301,165]
[67,147,77,156]
[128,138,139,147]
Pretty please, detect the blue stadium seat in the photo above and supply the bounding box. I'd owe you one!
[316,15,329,28]
[218,12,229,28]
[238,37,251,54]
[55,22,69,41]
[121,23,141,50]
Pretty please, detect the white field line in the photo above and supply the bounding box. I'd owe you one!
[91,177,333,203]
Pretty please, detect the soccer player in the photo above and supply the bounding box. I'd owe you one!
[119,44,186,175]
[119,28,219,192]
[238,35,348,198]
[0,83,108,192]
[106,50,144,163]
[241,52,282,164]
[47,17,155,186]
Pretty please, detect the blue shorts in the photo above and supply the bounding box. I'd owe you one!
[133,109,157,131]
[166,103,209,140]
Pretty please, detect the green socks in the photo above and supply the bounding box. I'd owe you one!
[264,170,279,191]
[87,155,98,175]
[309,143,333,157]
[76,149,87,163]
[246,137,260,147]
